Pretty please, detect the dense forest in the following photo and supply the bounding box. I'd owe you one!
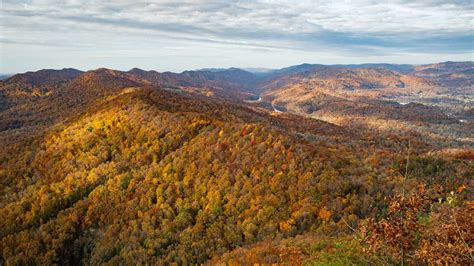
[0,64,472,264]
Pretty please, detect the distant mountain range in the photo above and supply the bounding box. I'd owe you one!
[197,61,472,78]
[5,61,472,91]
[0,74,13,80]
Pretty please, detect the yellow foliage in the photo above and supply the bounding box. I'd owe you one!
[319,207,332,222]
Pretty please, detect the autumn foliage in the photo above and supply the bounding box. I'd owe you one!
[0,67,472,264]
[360,184,473,265]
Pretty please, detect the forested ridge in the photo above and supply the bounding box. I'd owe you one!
[0,67,472,264]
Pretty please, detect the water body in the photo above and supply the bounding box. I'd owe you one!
[244,95,262,103]
[243,95,285,113]
[272,104,285,113]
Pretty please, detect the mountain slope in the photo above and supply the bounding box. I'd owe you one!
[412,61,474,90]
[0,87,388,264]
[0,63,472,264]
[257,65,473,143]
[0,68,83,98]
[0,69,143,147]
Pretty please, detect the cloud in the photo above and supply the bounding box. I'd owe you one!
[1,0,473,72]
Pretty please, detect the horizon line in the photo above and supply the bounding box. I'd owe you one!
[3,60,473,76]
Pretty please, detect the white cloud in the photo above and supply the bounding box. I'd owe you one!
[1,0,473,72]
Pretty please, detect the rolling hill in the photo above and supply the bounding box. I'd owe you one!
[0,62,472,264]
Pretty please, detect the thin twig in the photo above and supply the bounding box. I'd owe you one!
[451,208,474,262]
[341,217,357,233]
[400,140,411,266]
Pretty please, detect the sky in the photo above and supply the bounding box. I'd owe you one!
[1,0,473,73]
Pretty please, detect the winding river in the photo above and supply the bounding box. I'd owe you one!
[244,94,285,113]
